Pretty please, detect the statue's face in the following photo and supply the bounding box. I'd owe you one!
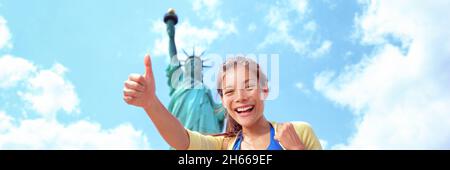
[184,57,203,72]
[220,66,268,128]
[184,57,203,80]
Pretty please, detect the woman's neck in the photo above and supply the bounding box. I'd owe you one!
[241,117,270,140]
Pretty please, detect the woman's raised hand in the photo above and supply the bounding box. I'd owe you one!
[123,54,156,109]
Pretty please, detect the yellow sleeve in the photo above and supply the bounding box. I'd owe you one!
[291,121,323,150]
[184,129,224,150]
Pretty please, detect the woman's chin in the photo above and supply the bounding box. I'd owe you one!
[236,116,259,128]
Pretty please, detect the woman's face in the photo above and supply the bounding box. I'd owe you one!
[221,66,268,128]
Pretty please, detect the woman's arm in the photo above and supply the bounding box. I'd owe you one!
[143,95,189,149]
[123,54,189,150]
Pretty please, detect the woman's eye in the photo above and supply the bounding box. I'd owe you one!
[224,90,234,95]
[246,84,256,90]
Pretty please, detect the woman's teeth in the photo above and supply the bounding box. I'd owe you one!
[235,106,254,113]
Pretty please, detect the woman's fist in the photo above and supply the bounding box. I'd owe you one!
[274,123,305,150]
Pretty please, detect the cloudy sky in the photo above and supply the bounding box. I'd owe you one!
[0,0,449,149]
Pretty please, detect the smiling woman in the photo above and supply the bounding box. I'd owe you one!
[190,56,322,150]
[123,54,322,150]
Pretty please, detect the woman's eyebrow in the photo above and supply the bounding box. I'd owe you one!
[223,78,257,89]
[245,79,257,84]
[224,85,234,89]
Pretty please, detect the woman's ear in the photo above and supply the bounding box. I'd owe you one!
[221,100,226,109]
[261,86,269,100]
[220,98,229,110]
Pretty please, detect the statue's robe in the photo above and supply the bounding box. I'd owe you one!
[166,62,225,134]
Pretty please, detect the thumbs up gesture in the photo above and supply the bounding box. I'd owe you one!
[123,54,156,109]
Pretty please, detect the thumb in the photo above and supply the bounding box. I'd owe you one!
[144,54,153,79]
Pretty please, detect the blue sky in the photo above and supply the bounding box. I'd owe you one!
[1,0,449,149]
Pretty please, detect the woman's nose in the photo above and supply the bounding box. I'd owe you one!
[235,89,248,102]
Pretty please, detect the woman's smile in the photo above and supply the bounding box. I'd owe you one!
[234,104,255,117]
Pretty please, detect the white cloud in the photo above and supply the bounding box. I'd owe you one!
[304,20,317,32]
[295,82,311,94]
[213,19,237,35]
[290,0,309,15]
[192,0,221,19]
[319,139,328,150]
[258,3,307,54]
[153,0,236,60]
[18,63,80,118]
[0,55,36,88]
[310,40,332,58]
[314,0,450,149]
[0,16,150,149]
[0,111,14,132]
[322,0,337,10]
[0,55,151,149]
[0,112,149,149]
[0,54,79,118]
[258,0,331,58]
[248,23,257,32]
[0,16,12,49]
[192,0,219,11]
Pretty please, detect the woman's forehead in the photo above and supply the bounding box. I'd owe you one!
[222,67,258,87]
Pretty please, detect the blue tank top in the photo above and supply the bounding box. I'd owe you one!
[232,123,284,150]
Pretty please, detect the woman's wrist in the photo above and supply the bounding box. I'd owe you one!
[143,95,159,112]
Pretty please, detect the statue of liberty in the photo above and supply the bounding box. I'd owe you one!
[163,8,225,134]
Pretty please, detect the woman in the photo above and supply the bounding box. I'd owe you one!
[123,54,322,150]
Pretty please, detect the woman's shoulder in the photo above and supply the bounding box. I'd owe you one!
[282,121,322,150]
[290,121,314,130]
[186,129,238,150]
[271,121,314,131]
[272,121,322,149]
